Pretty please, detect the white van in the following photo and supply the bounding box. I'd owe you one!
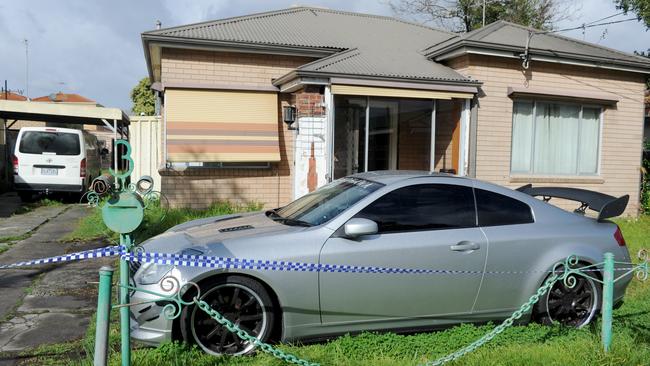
[13,127,102,201]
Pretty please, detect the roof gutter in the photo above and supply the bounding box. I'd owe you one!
[273,69,482,90]
[428,42,650,74]
[141,34,342,82]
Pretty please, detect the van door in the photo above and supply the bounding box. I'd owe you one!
[14,129,84,189]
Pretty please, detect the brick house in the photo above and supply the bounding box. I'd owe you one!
[141,7,650,214]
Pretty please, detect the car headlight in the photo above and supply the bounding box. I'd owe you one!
[136,248,203,285]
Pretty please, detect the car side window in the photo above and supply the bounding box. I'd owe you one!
[355,184,476,233]
[475,189,534,226]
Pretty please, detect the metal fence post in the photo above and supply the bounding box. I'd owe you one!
[602,252,614,352]
[94,266,114,366]
[120,234,132,366]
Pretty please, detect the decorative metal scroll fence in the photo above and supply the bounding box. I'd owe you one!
[0,139,648,366]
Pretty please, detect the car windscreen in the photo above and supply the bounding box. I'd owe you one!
[19,131,81,156]
[274,177,384,226]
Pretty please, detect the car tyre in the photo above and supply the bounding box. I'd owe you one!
[534,269,600,328]
[180,275,276,356]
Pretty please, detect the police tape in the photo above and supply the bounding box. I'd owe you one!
[0,246,123,269]
[0,244,634,275]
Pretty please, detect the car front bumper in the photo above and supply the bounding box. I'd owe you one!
[128,283,176,346]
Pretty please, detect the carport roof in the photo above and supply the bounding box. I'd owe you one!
[0,100,129,126]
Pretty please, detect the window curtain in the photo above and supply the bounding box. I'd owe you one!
[533,103,580,174]
[511,101,534,172]
[578,107,600,174]
[511,101,600,176]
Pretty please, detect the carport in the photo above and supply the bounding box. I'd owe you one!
[0,100,130,184]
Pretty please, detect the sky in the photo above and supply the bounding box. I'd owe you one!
[0,0,648,112]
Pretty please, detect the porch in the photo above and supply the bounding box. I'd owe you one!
[330,94,471,179]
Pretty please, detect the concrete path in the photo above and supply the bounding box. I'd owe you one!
[0,201,67,240]
[0,205,114,365]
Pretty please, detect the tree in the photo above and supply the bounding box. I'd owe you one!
[615,0,650,28]
[389,0,575,32]
[130,77,155,116]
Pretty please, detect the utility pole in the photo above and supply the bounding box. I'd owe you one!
[23,39,29,99]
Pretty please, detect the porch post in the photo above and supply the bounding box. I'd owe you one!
[324,85,334,182]
[459,99,471,176]
[429,100,437,172]
[364,96,369,172]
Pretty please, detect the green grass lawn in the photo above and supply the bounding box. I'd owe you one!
[34,212,650,366]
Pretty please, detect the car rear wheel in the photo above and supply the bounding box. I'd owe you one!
[534,272,600,328]
[180,275,275,356]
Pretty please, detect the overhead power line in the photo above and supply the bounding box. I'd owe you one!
[544,17,638,34]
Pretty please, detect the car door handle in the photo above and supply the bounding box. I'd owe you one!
[450,241,480,252]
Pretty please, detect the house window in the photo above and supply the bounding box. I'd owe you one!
[511,100,602,176]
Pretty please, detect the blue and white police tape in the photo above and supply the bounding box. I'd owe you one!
[0,246,122,269]
[0,245,634,275]
[123,251,632,275]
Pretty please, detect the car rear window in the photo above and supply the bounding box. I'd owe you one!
[476,189,534,226]
[19,131,81,156]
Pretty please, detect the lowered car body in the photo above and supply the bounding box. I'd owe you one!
[129,171,632,355]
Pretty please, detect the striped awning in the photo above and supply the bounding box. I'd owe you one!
[165,89,280,162]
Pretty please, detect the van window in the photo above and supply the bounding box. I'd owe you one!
[19,131,81,156]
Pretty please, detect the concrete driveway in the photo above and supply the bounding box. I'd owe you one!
[0,203,114,365]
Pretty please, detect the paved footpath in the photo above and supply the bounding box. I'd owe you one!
[0,205,114,365]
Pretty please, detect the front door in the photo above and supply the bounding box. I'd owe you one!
[319,181,487,329]
[367,100,398,171]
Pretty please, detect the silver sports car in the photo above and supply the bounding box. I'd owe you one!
[130,171,632,356]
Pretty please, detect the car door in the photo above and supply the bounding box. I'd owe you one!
[470,184,538,316]
[319,179,488,329]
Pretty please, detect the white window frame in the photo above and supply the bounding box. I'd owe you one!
[510,99,604,177]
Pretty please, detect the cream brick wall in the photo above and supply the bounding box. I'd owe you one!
[161,48,313,87]
[160,49,314,209]
[448,55,647,215]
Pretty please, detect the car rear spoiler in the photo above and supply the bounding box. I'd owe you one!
[516,184,629,221]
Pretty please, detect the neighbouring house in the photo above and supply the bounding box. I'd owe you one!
[141,7,650,215]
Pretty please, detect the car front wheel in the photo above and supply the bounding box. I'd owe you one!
[180,275,275,356]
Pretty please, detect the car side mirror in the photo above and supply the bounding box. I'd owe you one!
[344,218,378,239]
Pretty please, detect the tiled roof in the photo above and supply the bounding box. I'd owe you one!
[144,7,472,82]
[32,92,96,103]
[1,92,27,101]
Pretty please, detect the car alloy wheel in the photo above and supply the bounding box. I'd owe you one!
[545,274,599,328]
[186,277,274,356]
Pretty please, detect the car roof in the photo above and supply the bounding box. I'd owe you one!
[350,170,465,185]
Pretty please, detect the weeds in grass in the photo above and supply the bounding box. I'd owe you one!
[66,200,261,244]
[14,198,64,215]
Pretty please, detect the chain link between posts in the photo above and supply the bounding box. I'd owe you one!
[195,298,320,366]
[425,273,561,366]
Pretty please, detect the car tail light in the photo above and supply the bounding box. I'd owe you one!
[11,155,18,175]
[614,226,626,247]
[80,158,86,178]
